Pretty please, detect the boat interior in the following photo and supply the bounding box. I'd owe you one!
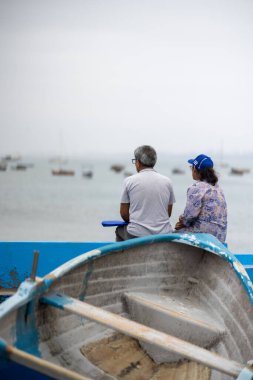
[1,239,253,380]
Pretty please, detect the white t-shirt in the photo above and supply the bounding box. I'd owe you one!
[120,168,176,237]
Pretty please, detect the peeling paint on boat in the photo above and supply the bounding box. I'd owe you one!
[15,301,41,357]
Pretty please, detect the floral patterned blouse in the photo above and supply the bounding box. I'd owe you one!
[180,181,227,243]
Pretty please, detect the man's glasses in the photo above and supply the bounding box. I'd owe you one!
[132,159,136,164]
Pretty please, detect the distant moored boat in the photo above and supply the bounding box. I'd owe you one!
[230,168,250,176]
[11,164,27,171]
[52,169,75,176]
[172,168,185,175]
[3,154,21,162]
[82,169,93,178]
[110,164,125,173]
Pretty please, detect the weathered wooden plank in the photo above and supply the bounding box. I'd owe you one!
[124,292,225,334]
[41,293,245,378]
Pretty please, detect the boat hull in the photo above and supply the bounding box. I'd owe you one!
[0,234,252,380]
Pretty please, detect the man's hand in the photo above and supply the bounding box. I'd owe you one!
[175,216,185,230]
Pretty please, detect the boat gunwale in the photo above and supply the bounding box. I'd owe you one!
[44,233,253,305]
[0,233,252,322]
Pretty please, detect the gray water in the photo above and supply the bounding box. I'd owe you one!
[0,154,252,253]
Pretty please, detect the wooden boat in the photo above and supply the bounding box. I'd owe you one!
[0,233,252,380]
[52,169,75,176]
[110,164,125,173]
[11,163,28,171]
[11,162,34,171]
[172,168,185,175]
[230,168,250,176]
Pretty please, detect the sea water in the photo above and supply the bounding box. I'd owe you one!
[0,154,252,254]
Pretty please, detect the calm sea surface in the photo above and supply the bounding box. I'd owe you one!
[0,154,252,254]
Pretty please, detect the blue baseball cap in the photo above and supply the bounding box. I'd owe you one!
[188,154,213,170]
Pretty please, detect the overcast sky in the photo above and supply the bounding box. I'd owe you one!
[0,0,253,158]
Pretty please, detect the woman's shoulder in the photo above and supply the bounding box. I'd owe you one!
[190,181,209,189]
[194,181,226,197]
[187,181,210,195]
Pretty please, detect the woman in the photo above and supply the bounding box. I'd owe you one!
[175,154,227,243]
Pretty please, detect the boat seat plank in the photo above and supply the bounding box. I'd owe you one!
[125,293,225,335]
[123,292,225,363]
[40,293,244,378]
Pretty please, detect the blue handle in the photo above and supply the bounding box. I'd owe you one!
[101,220,128,227]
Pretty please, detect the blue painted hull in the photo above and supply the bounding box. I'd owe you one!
[234,253,253,283]
[0,241,253,289]
[0,362,54,380]
[0,242,112,289]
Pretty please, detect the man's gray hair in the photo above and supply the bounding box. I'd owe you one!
[134,145,157,167]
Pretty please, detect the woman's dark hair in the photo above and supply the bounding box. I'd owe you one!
[197,167,218,186]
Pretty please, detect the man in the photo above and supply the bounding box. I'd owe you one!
[116,145,176,241]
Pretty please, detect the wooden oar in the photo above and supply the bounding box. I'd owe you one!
[0,338,91,380]
[0,288,16,296]
[41,293,245,378]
